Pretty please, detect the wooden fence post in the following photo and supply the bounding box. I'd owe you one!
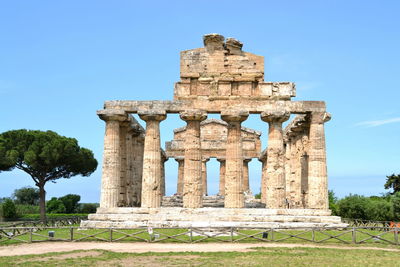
[109,228,113,242]
[312,229,315,242]
[352,227,356,244]
[394,227,399,245]
[29,228,32,243]
[70,227,74,241]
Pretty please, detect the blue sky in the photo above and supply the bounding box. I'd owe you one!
[1,0,399,202]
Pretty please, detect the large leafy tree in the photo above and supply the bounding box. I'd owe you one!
[0,129,97,221]
[13,186,40,205]
[384,174,400,194]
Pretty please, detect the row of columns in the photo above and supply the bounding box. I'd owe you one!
[99,109,330,210]
[175,157,252,196]
[99,113,145,208]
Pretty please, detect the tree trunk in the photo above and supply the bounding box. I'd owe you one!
[38,183,46,222]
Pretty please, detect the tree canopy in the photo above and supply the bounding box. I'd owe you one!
[384,174,400,194]
[0,129,97,220]
[12,186,39,205]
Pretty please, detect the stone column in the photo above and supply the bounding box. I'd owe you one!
[261,110,290,209]
[217,159,226,196]
[160,153,168,197]
[98,111,127,208]
[243,158,251,193]
[125,126,135,207]
[221,110,249,208]
[180,110,207,208]
[118,121,130,206]
[307,112,331,210]
[258,151,267,204]
[131,132,144,207]
[175,157,184,195]
[139,110,166,208]
[201,158,209,196]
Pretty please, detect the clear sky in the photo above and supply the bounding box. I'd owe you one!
[1,0,399,202]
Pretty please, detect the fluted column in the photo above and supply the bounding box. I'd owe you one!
[131,132,144,207]
[139,110,166,208]
[261,110,290,209]
[118,121,130,206]
[181,110,207,208]
[99,111,127,208]
[243,159,251,193]
[125,126,135,207]
[175,158,184,195]
[307,112,331,210]
[258,151,267,204]
[217,158,226,196]
[160,153,168,197]
[201,158,209,196]
[221,110,249,208]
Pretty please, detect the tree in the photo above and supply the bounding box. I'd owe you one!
[0,130,97,221]
[46,197,66,214]
[12,186,39,205]
[59,194,81,213]
[385,174,400,194]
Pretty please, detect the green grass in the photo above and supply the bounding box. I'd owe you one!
[1,247,400,266]
[0,227,399,247]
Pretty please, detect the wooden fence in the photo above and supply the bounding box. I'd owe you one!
[0,226,399,245]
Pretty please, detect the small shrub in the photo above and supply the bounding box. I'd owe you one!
[1,198,18,219]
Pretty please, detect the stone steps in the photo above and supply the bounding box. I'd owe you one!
[81,207,347,228]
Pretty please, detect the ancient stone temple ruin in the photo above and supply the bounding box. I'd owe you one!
[81,34,346,228]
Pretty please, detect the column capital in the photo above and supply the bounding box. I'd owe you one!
[217,158,226,163]
[310,112,331,124]
[261,110,290,123]
[138,110,167,121]
[221,110,249,122]
[97,109,128,122]
[180,109,207,121]
[243,158,252,163]
[201,158,210,163]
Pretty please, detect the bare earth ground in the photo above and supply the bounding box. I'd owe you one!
[1,242,399,256]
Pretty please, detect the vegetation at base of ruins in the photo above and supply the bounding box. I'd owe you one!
[330,192,400,221]
[385,174,400,194]
[1,247,399,266]
[0,129,98,221]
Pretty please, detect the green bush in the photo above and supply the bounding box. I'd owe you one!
[337,194,370,220]
[1,198,18,219]
[78,203,98,213]
[46,197,66,214]
[15,204,40,216]
[20,213,88,220]
[391,192,400,220]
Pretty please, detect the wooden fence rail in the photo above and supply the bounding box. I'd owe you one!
[0,226,399,245]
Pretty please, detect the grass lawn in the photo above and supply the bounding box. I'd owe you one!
[1,247,400,267]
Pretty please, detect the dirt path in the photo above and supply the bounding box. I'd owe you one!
[1,242,399,256]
